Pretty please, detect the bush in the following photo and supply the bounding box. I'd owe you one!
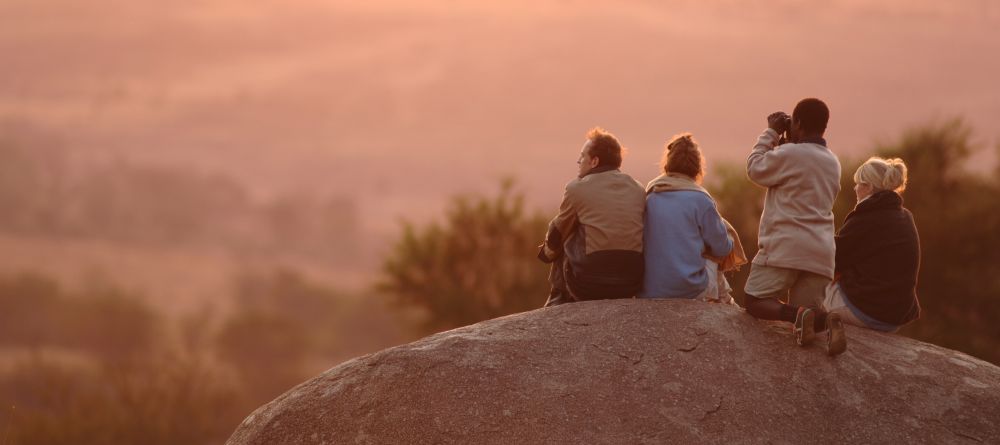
[0,353,241,445]
[0,273,159,363]
[0,272,240,445]
[215,309,311,401]
[379,180,550,333]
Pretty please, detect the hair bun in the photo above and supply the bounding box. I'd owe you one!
[880,158,906,192]
[661,132,705,182]
[854,156,909,194]
[667,133,695,152]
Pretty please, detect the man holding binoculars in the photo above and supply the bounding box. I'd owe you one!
[742,98,847,356]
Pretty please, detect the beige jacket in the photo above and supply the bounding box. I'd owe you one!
[746,128,841,278]
[539,166,645,299]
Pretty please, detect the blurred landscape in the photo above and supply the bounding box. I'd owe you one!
[1,0,999,443]
[3,0,998,243]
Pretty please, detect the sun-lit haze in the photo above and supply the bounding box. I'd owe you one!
[4,0,999,246]
[2,2,1000,442]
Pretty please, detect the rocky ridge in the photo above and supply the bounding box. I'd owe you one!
[227,299,1000,444]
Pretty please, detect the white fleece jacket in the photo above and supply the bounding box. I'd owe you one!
[746,128,841,278]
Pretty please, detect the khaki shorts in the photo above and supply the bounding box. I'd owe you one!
[743,263,829,308]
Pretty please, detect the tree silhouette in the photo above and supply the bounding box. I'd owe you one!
[379,180,549,333]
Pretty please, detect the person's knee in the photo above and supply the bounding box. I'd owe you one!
[743,295,767,318]
[744,295,784,320]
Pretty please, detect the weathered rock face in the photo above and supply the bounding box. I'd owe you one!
[226,299,1000,444]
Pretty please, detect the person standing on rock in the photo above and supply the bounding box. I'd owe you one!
[638,133,747,303]
[537,127,646,306]
[742,98,847,356]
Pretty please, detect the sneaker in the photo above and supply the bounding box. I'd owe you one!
[826,313,847,356]
[793,307,816,347]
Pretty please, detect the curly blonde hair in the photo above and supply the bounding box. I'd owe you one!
[854,157,908,193]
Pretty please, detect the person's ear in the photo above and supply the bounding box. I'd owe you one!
[790,119,804,140]
[590,155,600,168]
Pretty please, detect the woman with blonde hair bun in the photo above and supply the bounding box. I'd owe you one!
[638,133,747,303]
[824,156,921,331]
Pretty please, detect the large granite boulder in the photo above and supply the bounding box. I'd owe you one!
[226,299,1000,444]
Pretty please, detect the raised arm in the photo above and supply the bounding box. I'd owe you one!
[746,128,792,188]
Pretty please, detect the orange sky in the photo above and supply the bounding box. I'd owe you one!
[2,0,998,238]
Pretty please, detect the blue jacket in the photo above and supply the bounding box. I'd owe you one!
[639,190,732,299]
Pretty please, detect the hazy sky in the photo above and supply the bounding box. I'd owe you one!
[2,0,999,235]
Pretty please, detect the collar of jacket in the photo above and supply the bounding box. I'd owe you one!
[580,165,619,178]
[645,172,711,197]
[798,135,827,147]
[645,172,748,272]
[855,190,903,213]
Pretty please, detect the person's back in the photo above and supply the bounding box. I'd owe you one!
[640,133,732,300]
[641,190,731,299]
[538,128,645,306]
[562,167,645,299]
[742,98,848,356]
[830,157,922,330]
[748,129,841,278]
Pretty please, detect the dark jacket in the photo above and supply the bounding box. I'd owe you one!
[835,190,921,326]
[538,166,645,300]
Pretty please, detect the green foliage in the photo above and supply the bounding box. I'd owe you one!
[379,180,550,333]
[0,273,160,363]
[215,270,331,401]
[0,273,239,445]
[215,269,412,401]
[0,269,409,445]
[215,310,311,400]
[1,354,240,445]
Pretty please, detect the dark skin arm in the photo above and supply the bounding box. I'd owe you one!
[767,111,792,144]
[768,111,790,133]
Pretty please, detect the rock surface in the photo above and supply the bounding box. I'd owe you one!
[226,299,1000,444]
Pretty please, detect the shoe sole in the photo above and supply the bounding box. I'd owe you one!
[827,313,847,356]
[795,308,816,347]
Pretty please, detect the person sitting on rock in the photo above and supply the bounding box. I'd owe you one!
[537,127,646,306]
[638,133,747,303]
[741,98,847,356]
[824,157,921,332]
